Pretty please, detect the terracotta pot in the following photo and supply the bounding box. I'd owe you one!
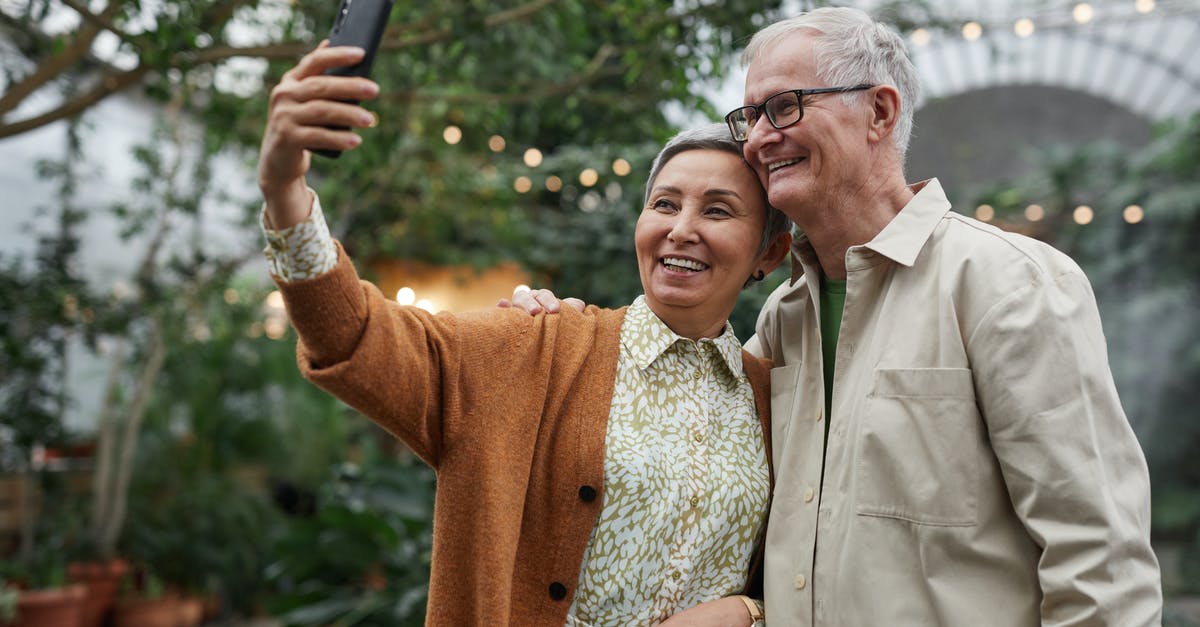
[175,595,203,627]
[14,584,87,627]
[113,595,181,627]
[68,558,130,627]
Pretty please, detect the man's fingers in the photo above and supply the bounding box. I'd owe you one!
[532,289,561,313]
[509,289,543,315]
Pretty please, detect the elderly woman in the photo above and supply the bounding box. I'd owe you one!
[257,45,791,627]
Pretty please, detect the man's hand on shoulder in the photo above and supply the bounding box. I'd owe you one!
[496,287,585,315]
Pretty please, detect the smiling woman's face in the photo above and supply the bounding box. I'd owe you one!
[635,148,772,340]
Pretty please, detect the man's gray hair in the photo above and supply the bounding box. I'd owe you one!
[644,123,792,262]
[741,7,920,158]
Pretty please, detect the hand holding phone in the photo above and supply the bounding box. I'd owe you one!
[313,0,394,158]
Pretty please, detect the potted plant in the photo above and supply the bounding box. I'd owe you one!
[0,552,86,627]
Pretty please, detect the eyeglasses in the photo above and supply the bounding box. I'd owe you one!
[724,84,875,142]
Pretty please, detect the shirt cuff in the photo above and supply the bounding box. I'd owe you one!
[260,189,339,282]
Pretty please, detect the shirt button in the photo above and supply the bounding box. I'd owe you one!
[804,487,815,503]
[816,408,824,422]
[794,574,807,590]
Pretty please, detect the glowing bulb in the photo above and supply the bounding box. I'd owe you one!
[223,288,240,304]
[910,28,931,47]
[397,287,416,306]
[488,135,506,152]
[265,290,285,310]
[1024,204,1045,222]
[1073,3,1094,24]
[962,22,983,41]
[416,299,437,313]
[545,176,563,192]
[1014,18,1035,38]
[524,148,543,168]
[1135,0,1155,13]
[443,125,462,145]
[612,158,632,176]
[514,284,531,293]
[514,176,533,193]
[975,204,995,222]
[1073,205,1094,224]
[1123,204,1144,224]
[579,168,599,187]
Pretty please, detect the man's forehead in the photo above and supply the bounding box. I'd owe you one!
[743,32,820,101]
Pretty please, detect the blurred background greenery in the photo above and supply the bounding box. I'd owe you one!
[1,0,1197,625]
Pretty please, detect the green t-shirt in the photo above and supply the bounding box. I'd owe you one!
[819,276,846,444]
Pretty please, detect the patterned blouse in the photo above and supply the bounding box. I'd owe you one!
[263,197,769,626]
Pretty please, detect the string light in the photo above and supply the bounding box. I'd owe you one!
[545,175,563,192]
[975,204,995,222]
[612,158,632,176]
[579,168,599,187]
[223,288,239,304]
[1123,204,1144,223]
[962,21,983,41]
[1014,18,1035,38]
[443,125,462,145]
[488,135,506,152]
[415,299,438,313]
[1073,3,1094,24]
[910,28,931,47]
[1024,204,1045,222]
[524,148,543,168]
[396,287,416,306]
[1135,0,1155,13]
[514,176,533,193]
[1073,205,1094,224]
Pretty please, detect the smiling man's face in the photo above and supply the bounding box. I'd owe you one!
[740,31,874,225]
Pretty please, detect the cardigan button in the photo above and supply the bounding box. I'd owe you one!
[549,581,567,601]
[578,485,597,502]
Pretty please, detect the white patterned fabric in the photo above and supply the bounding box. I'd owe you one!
[260,192,339,282]
[566,296,769,626]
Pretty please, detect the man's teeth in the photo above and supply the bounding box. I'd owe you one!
[662,257,708,272]
[768,157,804,172]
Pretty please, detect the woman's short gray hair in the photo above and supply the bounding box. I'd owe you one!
[741,7,920,159]
[644,123,792,263]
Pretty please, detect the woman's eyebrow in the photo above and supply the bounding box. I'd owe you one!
[650,185,744,200]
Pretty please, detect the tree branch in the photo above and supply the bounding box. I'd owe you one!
[0,0,567,138]
[0,1,126,116]
[383,44,620,105]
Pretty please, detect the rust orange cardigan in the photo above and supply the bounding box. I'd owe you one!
[275,244,772,626]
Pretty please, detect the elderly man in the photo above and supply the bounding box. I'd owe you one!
[513,7,1162,626]
[726,7,1161,626]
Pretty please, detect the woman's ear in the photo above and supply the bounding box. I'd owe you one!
[867,85,901,145]
[757,231,793,277]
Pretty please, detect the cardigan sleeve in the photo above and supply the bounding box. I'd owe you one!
[272,241,623,468]
[273,241,534,465]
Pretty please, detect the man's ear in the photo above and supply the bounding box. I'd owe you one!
[758,231,793,276]
[867,85,901,145]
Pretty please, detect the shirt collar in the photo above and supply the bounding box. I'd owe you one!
[623,296,745,379]
[790,178,951,283]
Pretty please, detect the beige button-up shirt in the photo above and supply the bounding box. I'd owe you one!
[748,179,1161,626]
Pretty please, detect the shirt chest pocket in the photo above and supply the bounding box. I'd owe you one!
[855,367,982,527]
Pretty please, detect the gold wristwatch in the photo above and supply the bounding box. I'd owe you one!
[738,595,765,627]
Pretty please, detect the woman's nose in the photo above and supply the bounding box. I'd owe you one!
[667,211,700,243]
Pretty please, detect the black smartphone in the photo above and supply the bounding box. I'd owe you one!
[313,0,394,159]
